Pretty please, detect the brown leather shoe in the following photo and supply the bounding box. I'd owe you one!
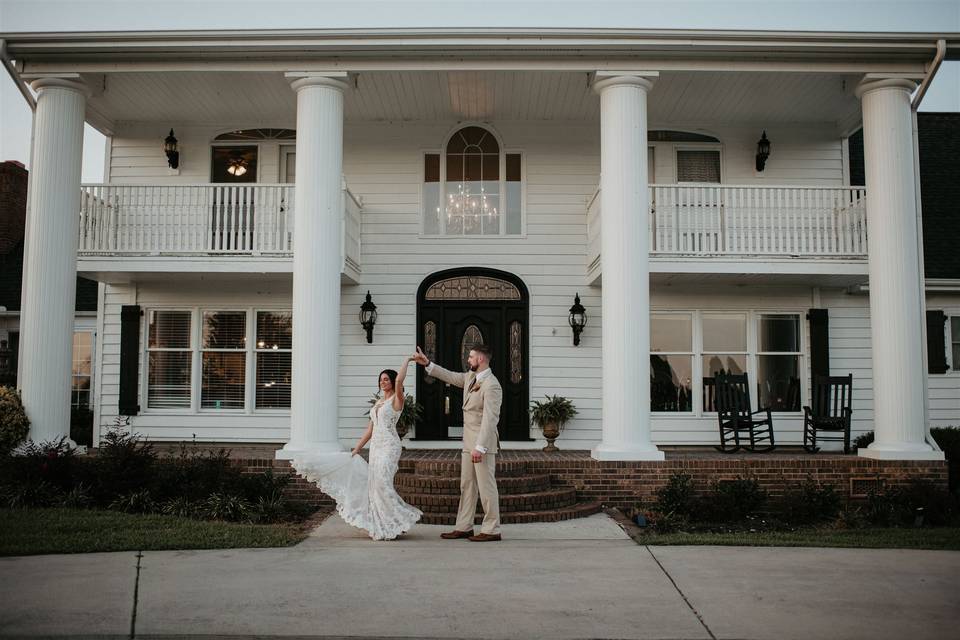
[468,533,502,542]
[440,529,474,539]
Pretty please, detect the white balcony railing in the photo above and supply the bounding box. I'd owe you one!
[587,184,867,268]
[78,183,362,270]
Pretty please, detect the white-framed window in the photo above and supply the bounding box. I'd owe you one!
[650,313,694,413]
[756,313,802,412]
[676,147,722,183]
[255,311,293,409]
[145,308,293,412]
[147,310,193,409]
[280,144,296,182]
[701,312,749,412]
[951,316,960,372]
[71,330,94,408]
[421,125,524,236]
[650,310,804,415]
[200,311,247,410]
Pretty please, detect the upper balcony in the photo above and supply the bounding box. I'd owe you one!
[76,182,362,284]
[586,184,868,286]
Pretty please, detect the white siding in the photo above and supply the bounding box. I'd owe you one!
[649,125,843,186]
[107,122,294,184]
[92,118,956,450]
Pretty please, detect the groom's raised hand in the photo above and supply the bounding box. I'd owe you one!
[413,346,429,366]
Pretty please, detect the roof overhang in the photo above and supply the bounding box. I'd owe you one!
[3,28,959,68]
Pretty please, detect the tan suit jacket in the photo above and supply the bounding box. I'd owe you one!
[427,363,502,454]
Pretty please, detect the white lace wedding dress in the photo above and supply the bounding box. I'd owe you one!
[291,398,422,540]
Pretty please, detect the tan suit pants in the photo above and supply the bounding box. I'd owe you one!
[455,451,500,535]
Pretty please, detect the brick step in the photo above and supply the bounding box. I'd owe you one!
[413,460,530,477]
[401,488,578,514]
[394,473,552,495]
[419,501,603,525]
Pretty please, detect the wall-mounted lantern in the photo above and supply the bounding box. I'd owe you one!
[360,291,378,344]
[163,129,180,169]
[568,293,587,346]
[755,130,771,172]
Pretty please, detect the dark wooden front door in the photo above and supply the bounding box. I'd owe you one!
[416,269,530,442]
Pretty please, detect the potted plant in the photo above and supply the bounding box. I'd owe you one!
[365,393,423,440]
[529,394,578,452]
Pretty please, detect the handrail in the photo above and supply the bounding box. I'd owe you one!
[588,183,868,259]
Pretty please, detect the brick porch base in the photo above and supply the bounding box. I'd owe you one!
[206,445,949,513]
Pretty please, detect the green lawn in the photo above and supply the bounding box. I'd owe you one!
[634,527,960,550]
[0,507,324,556]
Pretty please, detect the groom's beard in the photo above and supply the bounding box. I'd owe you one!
[469,364,478,372]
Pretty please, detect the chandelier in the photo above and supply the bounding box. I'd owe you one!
[227,157,248,177]
[445,182,498,222]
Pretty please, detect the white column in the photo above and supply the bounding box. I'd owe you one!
[855,78,942,460]
[277,73,349,458]
[19,77,89,445]
[591,73,664,461]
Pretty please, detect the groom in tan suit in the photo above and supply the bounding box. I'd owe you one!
[414,344,502,541]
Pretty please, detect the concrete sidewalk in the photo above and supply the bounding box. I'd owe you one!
[1,513,959,639]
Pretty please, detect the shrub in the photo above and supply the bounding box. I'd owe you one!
[931,426,960,494]
[779,476,842,524]
[931,426,960,459]
[202,492,253,522]
[654,472,697,519]
[852,431,874,452]
[154,445,239,502]
[1,480,62,508]
[109,489,156,514]
[4,436,79,491]
[0,386,30,456]
[91,422,157,501]
[700,477,767,522]
[60,483,94,509]
[831,506,869,530]
[161,496,202,519]
[252,492,288,524]
[237,468,290,503]
[650,509,690,534]
[865,479,959,527]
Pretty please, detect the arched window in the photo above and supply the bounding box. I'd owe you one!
[214,129,296,141]
[422,125,523,236]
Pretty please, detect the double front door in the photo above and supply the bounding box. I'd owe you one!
[415,272,529,442]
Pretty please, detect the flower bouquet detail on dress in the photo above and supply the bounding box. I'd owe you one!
[291,357,422,541]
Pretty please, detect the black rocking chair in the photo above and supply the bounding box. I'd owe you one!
[803,374,853,454]
[714,373,776,453]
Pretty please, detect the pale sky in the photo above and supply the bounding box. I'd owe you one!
[1,0,959,181]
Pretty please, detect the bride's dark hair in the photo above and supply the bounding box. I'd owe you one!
[378,369,398,393]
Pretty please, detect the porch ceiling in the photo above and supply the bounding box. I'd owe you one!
[78,69,864,133]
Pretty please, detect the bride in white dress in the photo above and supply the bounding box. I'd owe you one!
[291,356,422,540]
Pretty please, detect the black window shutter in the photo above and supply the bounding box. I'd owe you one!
[119,305,142,415]
[807,309,830,386]
[927,310,949,374]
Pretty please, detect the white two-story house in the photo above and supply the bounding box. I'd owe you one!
[5,28,958,461]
